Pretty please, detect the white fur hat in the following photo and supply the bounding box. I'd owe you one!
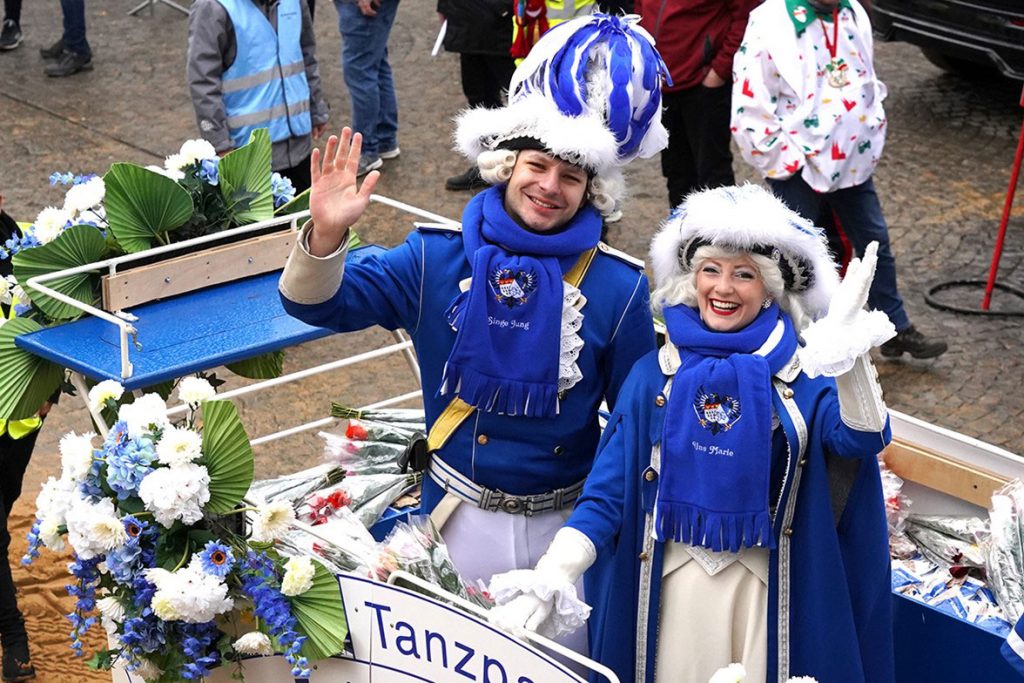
[453,13,669,178]
[650,184,841,318]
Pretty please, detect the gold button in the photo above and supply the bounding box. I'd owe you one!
[655,395,666,407]
[644,470,657,482]
[782,388,794,399]
[553,445,564,455]
[783,527,794,537]
[477,434,489,445]
[799,458,808,467]
[638,551,650,561]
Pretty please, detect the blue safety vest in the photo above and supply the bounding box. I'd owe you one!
[218,0,312,147]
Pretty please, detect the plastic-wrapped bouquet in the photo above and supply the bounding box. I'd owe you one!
[23,382,346,682]
[0,130,306,424]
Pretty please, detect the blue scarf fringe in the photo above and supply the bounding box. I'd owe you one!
[441,361,560,418]
[655,501,775,553]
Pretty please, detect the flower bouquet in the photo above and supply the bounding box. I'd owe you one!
[0,129,311,424]
[23,382,347,682]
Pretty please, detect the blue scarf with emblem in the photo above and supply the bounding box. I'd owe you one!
[656,303,798,552]
[440,186,601,417]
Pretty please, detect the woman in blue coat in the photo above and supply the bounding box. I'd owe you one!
[489,184,898,682]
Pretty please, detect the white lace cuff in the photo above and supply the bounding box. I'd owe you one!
[799,309,896,378]
[489,570,591,639]
[559,283,586,394]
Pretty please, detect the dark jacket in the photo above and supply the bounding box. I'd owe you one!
[437,0,512,56]
[635,0,757,91]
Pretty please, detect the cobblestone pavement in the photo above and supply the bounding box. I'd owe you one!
[1,1,1022,493]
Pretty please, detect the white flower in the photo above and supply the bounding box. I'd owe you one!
[785,678,819,683]
[177,376,215,405]
[164,152,188,172]
[146,164,185,181]
[31,206,72,244]
[118,393,168,439]
[0,275,15,306]
[39,518,66,552]
[97,595,126,634]
[250,500,296,543]
[35,476,77,529]
[177,139,218,167]
[10,284,30,306]
[156,426,202,466]
[145,564,233,623]
[233,631,274,656]
[59,431,97,482]
[65,496,128,560]
[131,657,163,681]
[708,663,746,683]
[138,463,211,527]
[280,556,316,596]
[88,380,124,411]
[63,177,106,215]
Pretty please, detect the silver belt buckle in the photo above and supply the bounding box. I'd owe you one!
[501,496,525,514]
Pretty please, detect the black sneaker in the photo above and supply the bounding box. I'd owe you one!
[44,49,93,77]
[39,38,64,59]
[879,324,948,359]
[0,19,22,51]
[1,642,34,682]
[445,165,488,191]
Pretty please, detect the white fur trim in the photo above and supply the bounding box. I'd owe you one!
[649,184,841,319]
[799,309,896,377]
[453,94,620,175]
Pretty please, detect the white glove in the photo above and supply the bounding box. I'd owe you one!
[487,527,597,639]
[799,241,896,378]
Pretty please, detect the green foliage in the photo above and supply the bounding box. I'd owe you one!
[219,129,274,225]
[291,559,348,660]
[225,350,284,379]
[104,163,194,252]
[11,224,107,320]
[0,318,64,421]
[201,400,255,514]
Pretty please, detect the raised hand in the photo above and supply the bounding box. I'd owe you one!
[307,128,380,256]
[829,240,878,325]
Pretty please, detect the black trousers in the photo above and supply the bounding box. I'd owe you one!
[279,153,313,195]
[2,0,19,23]
[460,53,515,110]
[660,84,736,208]
[0,429,37,648]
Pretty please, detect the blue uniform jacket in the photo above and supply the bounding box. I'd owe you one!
[566,349,895,683]
[280,225,656,512]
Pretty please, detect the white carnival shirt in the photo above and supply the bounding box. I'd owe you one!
[730,0,887,192]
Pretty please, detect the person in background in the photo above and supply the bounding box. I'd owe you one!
[334,0,400,177]
[635,0,756,207]
[187,0,329,193]
[731,0,946,359]
[36,0,92,77]
[437,0,515,192]
[0,195,47,683]
[0,0,22,51]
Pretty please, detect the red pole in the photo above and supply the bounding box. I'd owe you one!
[983,85,1024,310]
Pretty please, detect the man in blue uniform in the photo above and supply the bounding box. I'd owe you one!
[279,13,668,655]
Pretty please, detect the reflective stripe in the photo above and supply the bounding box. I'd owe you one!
[547,0,595,21]
[223,60,305,94]
[227,99,310,129]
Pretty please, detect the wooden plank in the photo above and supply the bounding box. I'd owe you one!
[101,231,295,310]
[883,438,1010,508]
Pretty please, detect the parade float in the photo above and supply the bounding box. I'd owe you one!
[4,132,1023,682]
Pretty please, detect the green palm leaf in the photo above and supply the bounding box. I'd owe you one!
[0,318,64,420]
[11,225,107,320]
[219,129,274,225]
[104,163,194,253]
[201,400,254,514]
[290,559,348,660]
[274,188,310,216]
[225,350,284,379]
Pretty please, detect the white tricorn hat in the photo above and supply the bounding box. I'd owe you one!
[649,184,841,319]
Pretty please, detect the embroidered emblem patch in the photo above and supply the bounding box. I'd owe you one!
[792,6,807,23]
[489,267,538,307]
[692,386,742,434]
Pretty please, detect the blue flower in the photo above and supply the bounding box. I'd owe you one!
[104,436,156,499]
[198,158,219,186]
[178,622,221,680]
[198,540,234,578]
[241,551,309,677]
[21,518,42,565]
[49,171,75,186]
[78,457,106,500]
[121,613,167,654]
[271,172,296,208]
[72,173,96,185]
[12,303,31,317]
[67,555,102,656]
